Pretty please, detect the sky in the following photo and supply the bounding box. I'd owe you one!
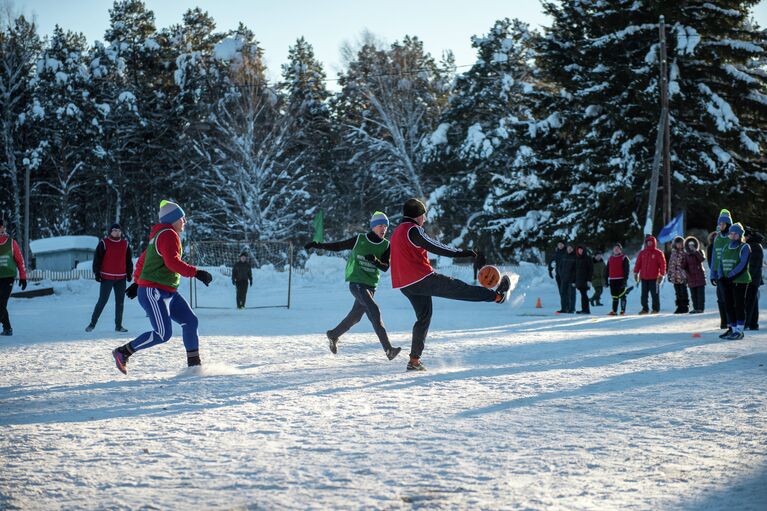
[13,0,767,84]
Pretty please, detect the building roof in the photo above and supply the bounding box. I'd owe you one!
[30,236,99,255]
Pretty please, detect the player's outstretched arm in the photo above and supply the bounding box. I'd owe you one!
[407,225,475,259]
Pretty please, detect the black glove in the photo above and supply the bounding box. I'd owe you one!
[126,273,132,283]
[125,283,138,299]
[710,278,718,287]
[95,274,102,283]
[249,280,253,287]
[195,269,213,286]
[19,279,27,290]
[459,249,477,259]
[548,269,554,279]
[304,241,319,250]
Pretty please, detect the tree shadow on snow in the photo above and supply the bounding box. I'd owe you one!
[676,461,767,511]
[312,330,729,397]
[457,353,767,418]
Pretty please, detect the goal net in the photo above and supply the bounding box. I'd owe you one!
[187,240,293,309]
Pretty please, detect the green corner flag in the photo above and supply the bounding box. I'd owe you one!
[312,209,324,243]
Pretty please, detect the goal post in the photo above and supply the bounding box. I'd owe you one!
[188,240,293,310]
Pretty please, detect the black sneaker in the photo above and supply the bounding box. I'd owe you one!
[85,324,95,332]
[407,359,426,371]
[115,326,128,333]
[719,328,732,339]
[1,328,12,336]
[112,347,130,375]
[326,331,338,354]
[495,275,511,303]
[187,355,201,367]
[386,347,402,361]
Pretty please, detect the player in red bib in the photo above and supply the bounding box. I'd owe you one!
[390,199,511,371]
[86,223,133,333]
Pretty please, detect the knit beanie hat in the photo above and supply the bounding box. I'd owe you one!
[110,223,122,231]
[159,200,185,224]
[239,251,248,258]
[728,222,744,237]
[673,236,684,245]
[403,198,426,219]
[370,211,389,229]
[717,208,733,225]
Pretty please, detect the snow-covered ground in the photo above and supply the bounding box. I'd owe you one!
[1,256,766,510]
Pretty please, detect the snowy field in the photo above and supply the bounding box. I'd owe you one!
[1,256,766,510]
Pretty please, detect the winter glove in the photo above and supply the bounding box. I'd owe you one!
[95,274,102,283]
[304,241,319,250]
[249,279,253,287]
[458,249,477,259]
[711,278,718,287]
[19,279,27,291]
[548,269,554,279]
[126,273,132,283]
[195,269,213,287]
[125,283,139,299]
[656,276,663,285]
[634,273,640,283]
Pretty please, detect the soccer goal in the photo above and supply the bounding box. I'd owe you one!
[187,240,293,310]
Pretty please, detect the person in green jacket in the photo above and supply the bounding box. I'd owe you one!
[589,252,606,306]
[304,212,401,361]
[715,222,752,340]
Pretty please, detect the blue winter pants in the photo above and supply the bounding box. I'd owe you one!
[128,286,199,356]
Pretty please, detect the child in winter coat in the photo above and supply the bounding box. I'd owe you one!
[710,209,733,331]
[590,253,606,306]
[574,246,594,314]
[681,236,706,313]
[666,236,689,314]
[715,223,751,340]
[606,244,631,315]
[633,235,666,314]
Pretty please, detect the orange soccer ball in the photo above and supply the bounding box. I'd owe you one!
[478,265,501,289]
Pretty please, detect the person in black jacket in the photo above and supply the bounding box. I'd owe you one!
[574,246,594,314]
[559,244,576,313]
[232,252,253,309]
[744,228,763,330]
[548,241,566,312]
[87,223,133,332]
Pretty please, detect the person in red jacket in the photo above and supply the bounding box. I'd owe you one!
[633,235,667,314]
[86,223,133,333]
[111,201,213,375]
[0,218,27,336]
[391,198,511,371]
[606,243,631,316]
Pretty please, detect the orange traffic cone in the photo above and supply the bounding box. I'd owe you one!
[535,297,542,309]
[691,333,702,338]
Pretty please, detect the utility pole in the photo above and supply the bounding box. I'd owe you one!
[644,15,671,235]
[659,15,672,225]
[23,164,30,264]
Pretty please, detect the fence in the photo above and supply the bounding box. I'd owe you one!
[27,269,96,281]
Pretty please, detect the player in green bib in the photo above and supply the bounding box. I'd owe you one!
[304,212,401,361]
[709,208,733,332]
[715,223,752,340]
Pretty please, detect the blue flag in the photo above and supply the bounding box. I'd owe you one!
[657,212,684,244]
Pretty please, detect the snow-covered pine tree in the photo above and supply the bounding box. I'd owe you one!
[538,0,767,243]
[333,36,449,215]
[278,37,339,234]
[0,14,40,250]
[189,24,310,241]
[28,26,93,236]
[424,19,563,258]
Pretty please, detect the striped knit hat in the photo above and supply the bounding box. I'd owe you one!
[370,211,389,229]
[159,200,185,224]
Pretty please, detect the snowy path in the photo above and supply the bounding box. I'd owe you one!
[1,263,766,510]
